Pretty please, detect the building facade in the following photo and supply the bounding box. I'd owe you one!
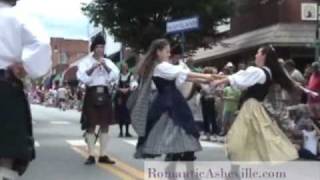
[48,38,89,87]
[193,0,319,70]
[51,37,89,74]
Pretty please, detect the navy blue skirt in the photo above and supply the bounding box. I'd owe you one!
[145,78,199,140]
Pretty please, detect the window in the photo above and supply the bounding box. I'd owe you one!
[60,52,68,64]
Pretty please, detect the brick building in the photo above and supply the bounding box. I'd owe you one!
[51,37,89,74]
[48,38,89,87]
[193,0,319,70]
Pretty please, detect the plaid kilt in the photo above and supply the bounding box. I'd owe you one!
[81,86,114,130]
[0,70,35,175]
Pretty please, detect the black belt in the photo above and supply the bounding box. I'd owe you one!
[0,69,23,88]
[87,86,109,93]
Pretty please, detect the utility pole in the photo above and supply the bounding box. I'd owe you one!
[316,3,320,62]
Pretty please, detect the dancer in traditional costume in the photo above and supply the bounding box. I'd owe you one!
[0,0,51,179]
[134,39,214,161]
[213,46,300,161]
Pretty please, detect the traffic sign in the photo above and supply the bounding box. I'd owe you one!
[166,16,199,34]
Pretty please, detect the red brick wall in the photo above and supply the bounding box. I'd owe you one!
[51,38,89,68]
[279,0,317,23]
[231,0,318,36]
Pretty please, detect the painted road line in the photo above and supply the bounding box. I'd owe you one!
[35,141,40,147]
[123,139,224,148]
[66,140,87,146]
[50,121,71,125]
[66,139,100,146]
[200,141,224,148]
[71,146,144,180]
[68,139,224,149]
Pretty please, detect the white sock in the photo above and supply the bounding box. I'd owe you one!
[0,167,18,180]
[99,133,110,156]
[86,133,96,156]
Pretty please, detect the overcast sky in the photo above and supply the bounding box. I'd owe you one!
[15,0,120,55]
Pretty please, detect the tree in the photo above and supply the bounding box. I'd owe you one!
[82,0,232,52]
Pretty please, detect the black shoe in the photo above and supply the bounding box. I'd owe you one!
[165,153,182,161]
[181,152,196,161]
[98,156,115,164]
[134,150,143,159]
[125,133,132,137]
[143,153,159,159]
[134,151,159,159]
[84,156,95,165]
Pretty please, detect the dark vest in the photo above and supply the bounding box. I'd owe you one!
[119,73,132,89]
[239,68,272,107]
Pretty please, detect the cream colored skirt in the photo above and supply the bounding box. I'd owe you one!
[226,98,298,161]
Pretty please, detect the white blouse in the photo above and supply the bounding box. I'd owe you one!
[77,55,120,87]
[228,66,271,90]
[0,2,51,78]
[120,73,131,82]
[153,61,190,86]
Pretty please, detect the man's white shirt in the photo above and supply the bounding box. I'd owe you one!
[0,2,51,78]
[76,54,120,87]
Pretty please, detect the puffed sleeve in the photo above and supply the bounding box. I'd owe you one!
[154,62,189,83]
[176,61,191,86]
[129,75,139,90]
[105,59,120,83]
[76,60,93,85]
[228,66,266,90]
[20,16,52,78]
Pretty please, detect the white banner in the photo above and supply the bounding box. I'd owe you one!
[145,161,320,180]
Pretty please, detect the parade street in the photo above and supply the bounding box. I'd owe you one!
[18,105,226,180]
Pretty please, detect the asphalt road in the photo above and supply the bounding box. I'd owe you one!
[18,105,226,180]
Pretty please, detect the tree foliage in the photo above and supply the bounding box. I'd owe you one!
[82,0,232,52]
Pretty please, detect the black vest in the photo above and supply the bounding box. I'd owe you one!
[239,68,272,107]
[119,73,132,89]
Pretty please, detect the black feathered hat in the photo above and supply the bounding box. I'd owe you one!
[90,34,106,52]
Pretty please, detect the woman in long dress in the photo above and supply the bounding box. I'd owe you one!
[213,46,299,161]
[115,63,135,137]
[135,39,214,161]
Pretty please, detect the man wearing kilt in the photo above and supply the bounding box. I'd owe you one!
[0,0,52,179]
[77,35,119,165]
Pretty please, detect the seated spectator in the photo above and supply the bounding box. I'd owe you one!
[307,62,320,121]
[290,119,320,160]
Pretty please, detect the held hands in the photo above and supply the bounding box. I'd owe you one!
[8,62,27,79]
[210,80,220,88]
[207,74,226,87]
